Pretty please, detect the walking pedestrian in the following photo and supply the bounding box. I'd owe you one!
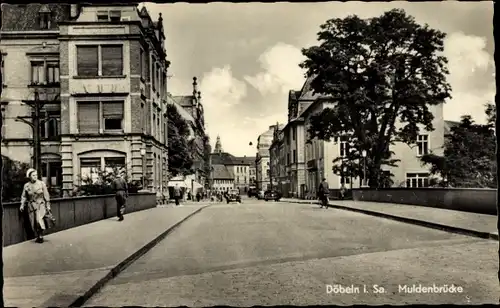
[20,168,52,243]
[173,184,181,206]
[112,172,128,221]
[339,184,346,200]
[318,178,330,209]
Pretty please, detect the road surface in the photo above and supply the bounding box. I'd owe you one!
[85,198,497,306]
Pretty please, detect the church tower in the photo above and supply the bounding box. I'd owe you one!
[214,135,223,154]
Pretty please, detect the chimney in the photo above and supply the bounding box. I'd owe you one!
[192,77,198,96]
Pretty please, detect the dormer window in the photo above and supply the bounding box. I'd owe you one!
[40,13,51,29]
[97,11,109,21]
[97,10,122,22]
[110,11,122,22]
[39,5,52,30]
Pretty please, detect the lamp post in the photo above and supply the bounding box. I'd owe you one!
[361,150,367,187]
[140,147,146,191]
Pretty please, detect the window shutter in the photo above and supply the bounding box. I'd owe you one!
[78,102,99,133]
[101,45,123,76]
[77,46,98,76]
[102,101,123,119]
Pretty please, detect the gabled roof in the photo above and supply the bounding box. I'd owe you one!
[173,95,195,107]
[212,164,234,180]
[444,120,460,136]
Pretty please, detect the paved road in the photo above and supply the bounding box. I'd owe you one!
[85,199,498,306]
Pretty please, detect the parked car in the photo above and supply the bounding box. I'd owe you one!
[264,190,281,202]
[226,189,242,204]
[247,187,258,198]
[257,190,265,200]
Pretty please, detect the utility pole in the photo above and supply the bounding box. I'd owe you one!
[17,91,57,177]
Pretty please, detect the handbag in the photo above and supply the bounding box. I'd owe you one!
[44,208,56,229]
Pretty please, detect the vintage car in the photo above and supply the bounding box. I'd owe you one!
[264,190,281,202]
[226,189,242,204]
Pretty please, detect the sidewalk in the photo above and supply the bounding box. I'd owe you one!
[3,204,209,307]
[281,198,498,240]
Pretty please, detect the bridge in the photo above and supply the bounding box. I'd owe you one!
[3,191,498,306]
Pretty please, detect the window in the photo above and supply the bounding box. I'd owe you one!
[41,112,60,139]
[152,114,156,136]
[287,153,290,165]
[31,62,44,85]
[105,157,126,174]
[103,102,124,131]
[80,158,101,184]
[417,135,429,156]
[292,128,296,141]
[339,136,349,157]
[151,58,156,90]
[101,45,123,76]
[76,45,123,77]
[109,10,122,22]
[46,62,60,84]
[39,12,51,29]
[140,49,144,79]
[1,54,5,86]
[77,101,124,133]
[293,150,297,163]
[97,10,109,21]
[77,46,98,77]
[31,61,60,85]
[41,161,62,187]
[406,173,430,188]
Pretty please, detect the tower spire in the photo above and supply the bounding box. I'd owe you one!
[214,135,223,154]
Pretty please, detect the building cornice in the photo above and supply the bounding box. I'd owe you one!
[59,34,142,41]
[0,31,59,39]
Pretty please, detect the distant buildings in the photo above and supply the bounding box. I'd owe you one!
[269,75,446,198]
[210,135,255,194]
[0,3,171,197]
[255,124,281,191]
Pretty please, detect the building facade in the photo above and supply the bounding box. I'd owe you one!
[210,136,255,194]
[210,164,234,192]
[269,124,286,193]
[270,76,445,197]
[1,3,170,197]
[255,125,278,191]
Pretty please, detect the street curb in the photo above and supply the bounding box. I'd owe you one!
[69,205,211,307]
[282,200,499,242]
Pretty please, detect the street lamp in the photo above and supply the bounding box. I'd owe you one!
[361,150,367,187]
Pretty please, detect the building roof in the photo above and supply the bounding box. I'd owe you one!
[210,152,235,165]
[210,153,255,166]
[212,164,234,180]
[167,94,195,139]
[173,95,195,107]
[1,4,71,31]
[444,120,460,135]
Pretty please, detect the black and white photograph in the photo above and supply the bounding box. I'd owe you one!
[0,1,497,306]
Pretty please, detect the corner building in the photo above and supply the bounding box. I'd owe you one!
[1,3,170,197]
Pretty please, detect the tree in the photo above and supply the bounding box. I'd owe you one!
[167,104,194,177]
[300,9,451,188]
[1,155,30,202]
[421,107,496,188]
[485,102,496,128]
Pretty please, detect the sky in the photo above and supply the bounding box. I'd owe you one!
[144,1,495,157]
